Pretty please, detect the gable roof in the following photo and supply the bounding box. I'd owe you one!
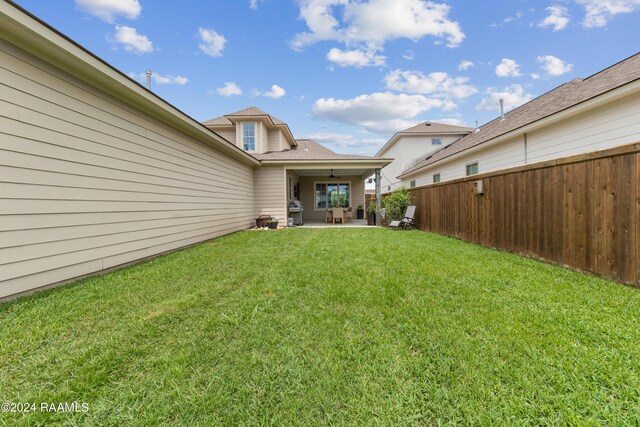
[376,121,473,156]
[399,52,640,178]
[202,106,296,146]
[202,106,286,126]
[254,139,391,163]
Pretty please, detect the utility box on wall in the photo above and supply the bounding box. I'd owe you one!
[474,180,484,195]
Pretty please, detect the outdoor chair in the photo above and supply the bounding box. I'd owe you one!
[325,208,333,224]
[389,205,416,229]
[332,208,344,224]
[345,207,353,223]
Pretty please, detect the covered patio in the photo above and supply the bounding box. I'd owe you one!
[285,164,384,226]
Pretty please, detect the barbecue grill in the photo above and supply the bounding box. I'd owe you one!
[288,200,303,226]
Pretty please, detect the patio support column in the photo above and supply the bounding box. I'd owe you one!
[375,168,381,226]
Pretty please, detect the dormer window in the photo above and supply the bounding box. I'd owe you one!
[242,122,256,151]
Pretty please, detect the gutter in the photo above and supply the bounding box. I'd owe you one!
[0,0,260,166]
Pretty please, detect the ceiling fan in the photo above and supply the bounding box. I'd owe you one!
[328,169,341,179]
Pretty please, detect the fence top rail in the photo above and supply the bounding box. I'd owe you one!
[408,141,640,191]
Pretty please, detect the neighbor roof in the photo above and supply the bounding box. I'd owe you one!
[376,121,473,156]
[399,52,640,178]
[254,139,391,163]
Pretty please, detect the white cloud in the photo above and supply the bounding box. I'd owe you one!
[302,132,386,154]
[326,48,386,68]
[476,84,534,112]
[495,58,522,77]
[291,0,465,51]
[216,82,243,96]
[76,0,141,22]
[198,28,227,57]
[249,0,262,10]
[384,69,477,99]
[537,55,574,76]
[254,84,286,99]
[312,92,453,134]
[128,72,188,85]
[112,25,153,54]
[531,73,541,80]
[538,5,571,31]
[457,60,474,71]
[575,0,640,27]
[403,50,415,60]
[490,10,527,27]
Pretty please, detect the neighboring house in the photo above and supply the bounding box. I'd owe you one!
[0,3,390,299]
[375,122,473,193]
[396,53,640,187]
[204,107,390,223]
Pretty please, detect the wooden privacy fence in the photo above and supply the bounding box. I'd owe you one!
[408,143,640,286]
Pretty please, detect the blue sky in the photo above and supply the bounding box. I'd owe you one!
[13,0,640,155]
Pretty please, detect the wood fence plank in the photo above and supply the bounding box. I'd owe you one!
[408,144,639,285]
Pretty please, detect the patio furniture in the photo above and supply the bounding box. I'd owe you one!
[325,208,333,224]
[345,207,353,223]
[389,205,416,229]
[332,208,344,224]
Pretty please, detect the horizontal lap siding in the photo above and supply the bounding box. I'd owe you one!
[410,143,640,286]
[254,166,286,220]
[0,39,255,299]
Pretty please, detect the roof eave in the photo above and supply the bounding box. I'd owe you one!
[0,1,260,167]
[397,79,640,179]
[260,158,393,166]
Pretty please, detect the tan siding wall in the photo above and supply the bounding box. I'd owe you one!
[214,128,236,146]
[299,176,365,221]
[254,165,286,220]
[0,39,255,299]
[268,129,282,152]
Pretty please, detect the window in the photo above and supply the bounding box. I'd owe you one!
[315,182,350,209]
[410,180,416,188]
[433,173,440,183]
[432,138,442,145]
[466,162,479,176]
[242,122,255,151]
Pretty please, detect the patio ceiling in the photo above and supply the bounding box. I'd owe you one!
[289,168,375,177]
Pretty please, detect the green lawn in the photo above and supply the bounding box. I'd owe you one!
[1,229,640,425]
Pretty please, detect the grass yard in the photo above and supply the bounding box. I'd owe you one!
[1,228,640,425]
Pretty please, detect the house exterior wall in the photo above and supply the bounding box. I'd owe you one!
[254,165,286,221]
[267,129,282,152]
[286,170,299,202]
[0,38,255,299]
[298,176,365,221]
[380,134,465,193]
[401,91,640,187]
[213,127,236,145]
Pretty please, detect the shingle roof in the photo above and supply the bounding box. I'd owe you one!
[376,121,472,156]
[202,106,286,127]
[399,121,474,135]
[253,139,386,161]
[399,52,640,177]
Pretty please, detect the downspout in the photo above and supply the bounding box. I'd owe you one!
[375,168,381,226]
[524,132,528,165]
